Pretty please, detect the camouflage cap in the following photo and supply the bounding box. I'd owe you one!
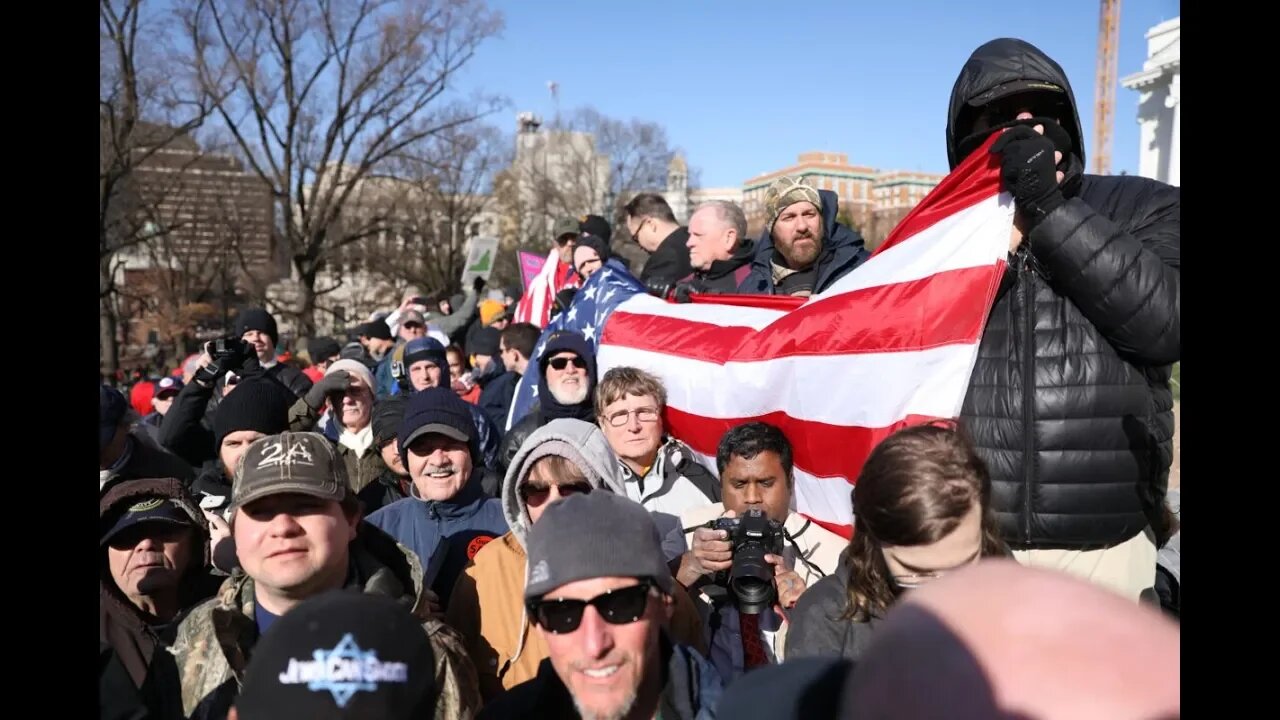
[764,175,822,233]
[233,432,349,510]
[552,216,580,241]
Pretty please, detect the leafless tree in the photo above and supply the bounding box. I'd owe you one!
[358,122,510,297]
[101,0,210,376]
[181,0,504,336]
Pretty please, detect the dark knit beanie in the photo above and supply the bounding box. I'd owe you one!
[373,396,411,448]
[397,387,478,468]
[403,338,450,384]
[469,327,501,358]
[212,376,293,449]
[235,308,279,345]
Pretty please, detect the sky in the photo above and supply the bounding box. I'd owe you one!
[456,0,1180,187]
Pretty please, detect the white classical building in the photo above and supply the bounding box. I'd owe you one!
[1121,16,1179,186]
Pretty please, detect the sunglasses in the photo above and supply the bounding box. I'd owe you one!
[519,480,593,506]
[547,356,587,371]
[528,579,655,634]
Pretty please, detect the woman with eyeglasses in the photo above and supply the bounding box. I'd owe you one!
[784,421,1010,662]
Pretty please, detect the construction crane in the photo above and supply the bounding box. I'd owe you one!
[1092,0,1121,175]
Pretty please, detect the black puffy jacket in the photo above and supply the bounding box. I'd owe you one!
[950,39,1180,548]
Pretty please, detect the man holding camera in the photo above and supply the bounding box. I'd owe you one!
[677,422,846,681]
[231,308,312,397]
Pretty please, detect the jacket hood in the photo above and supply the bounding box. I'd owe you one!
[945,38,1086,170]
[99,478,211,619]
[502,418,625,548]
[536,330,598,423]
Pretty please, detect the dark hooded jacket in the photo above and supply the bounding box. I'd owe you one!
[741,189,870,295]
[948,39,1180,548]
[641,226,695,287]
[686,237,757,293]
[497,330,598,476]
[100,478,220,720]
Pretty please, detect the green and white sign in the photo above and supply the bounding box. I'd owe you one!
[461,236,499,285]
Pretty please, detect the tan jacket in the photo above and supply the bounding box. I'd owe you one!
[170,524,480,719]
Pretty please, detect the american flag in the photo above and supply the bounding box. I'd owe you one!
[509,136,1012,538]
[512,248,579,328]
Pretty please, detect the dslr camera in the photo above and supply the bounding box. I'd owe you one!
[193,336,255,387]
[707,508,786,615]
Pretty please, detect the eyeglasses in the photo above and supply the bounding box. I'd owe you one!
[519,480,593,506]
[629,218,647,244]
[547,356,587,371]
[528,580,655,634]
[402,322,424,330]
[604,407,660,427]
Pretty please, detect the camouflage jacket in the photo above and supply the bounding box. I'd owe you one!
[169,523,480,719]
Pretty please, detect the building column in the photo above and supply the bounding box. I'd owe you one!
[1165,73,1180,187]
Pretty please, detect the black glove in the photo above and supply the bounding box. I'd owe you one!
[472,275,487,294]
[990,124,1066,228]
[304,369,351,411]
[671,278,708,303]
[644,277,673,301]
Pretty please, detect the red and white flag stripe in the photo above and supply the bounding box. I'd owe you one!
[596,137,1013,538]
[513,248,574,329]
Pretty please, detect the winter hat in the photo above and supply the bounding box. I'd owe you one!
[469,327,501,358]
[100,385,129,452]
[308,337,342,363]
[212,376,293,449]
[479,300,507,327]
[360,320,394,342]
[235,308,279,345]
[235,590,438,720]
[326,359,375,391]
[764,175,822,233]
[402,338,450,384]
[572,234,612,275]
[579,214,612,242]
[524,491,674,600]
[372,396,411,448]
[397,386,478,468]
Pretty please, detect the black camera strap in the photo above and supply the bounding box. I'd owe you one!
[783,520,826,580]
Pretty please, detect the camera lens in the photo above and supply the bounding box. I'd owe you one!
[729,544,776,615]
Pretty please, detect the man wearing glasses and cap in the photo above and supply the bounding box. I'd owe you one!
[479,491,722,720]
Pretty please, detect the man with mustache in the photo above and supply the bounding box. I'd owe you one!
[499,330,599,474]
[101,478,218,719]
[366,387,508,610]
[739,176,870,297]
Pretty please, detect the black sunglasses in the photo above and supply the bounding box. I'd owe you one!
[548,356,587,371]
[528,579,654,634]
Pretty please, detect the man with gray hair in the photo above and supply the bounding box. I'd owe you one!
[479,491,722,720]
[739,175,869,297]
[674,201,758,300]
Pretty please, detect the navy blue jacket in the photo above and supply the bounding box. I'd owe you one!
[365,472,508,607]
[740,189,870,295]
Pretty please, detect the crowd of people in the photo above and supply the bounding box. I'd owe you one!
[100,38,1179,719]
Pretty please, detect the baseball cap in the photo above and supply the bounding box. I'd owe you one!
[400,310,426,328]
[102,496,196,546]
[155,376,184,398]
[234,590,438,719]
[232,432,349,510]
[552,216,580,240]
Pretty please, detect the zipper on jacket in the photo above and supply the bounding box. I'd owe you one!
[1018,251,1035,543]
